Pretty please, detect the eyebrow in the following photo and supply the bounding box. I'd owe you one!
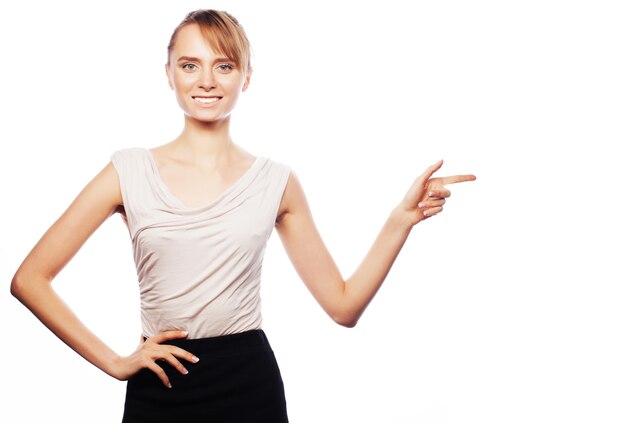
[176,56,235,63]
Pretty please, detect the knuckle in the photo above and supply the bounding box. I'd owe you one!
[175,346,192,358]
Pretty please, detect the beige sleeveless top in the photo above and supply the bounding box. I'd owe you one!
[110,147,291,339]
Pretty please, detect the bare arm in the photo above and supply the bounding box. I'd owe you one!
[275,160,476,327]
[10,159,196,387]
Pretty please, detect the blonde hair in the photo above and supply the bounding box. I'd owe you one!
[166,9,252,74]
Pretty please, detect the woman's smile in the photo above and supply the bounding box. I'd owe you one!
[192,96,222,105]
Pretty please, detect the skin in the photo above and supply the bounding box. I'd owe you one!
[10,22,476,389]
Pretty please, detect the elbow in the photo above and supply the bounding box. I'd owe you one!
[10,271,43,302]
[330,292,361,328]
[337,319,358,329]
[10,274,25,301]
[332,310,359,328]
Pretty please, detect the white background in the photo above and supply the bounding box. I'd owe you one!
[2,1,625,422]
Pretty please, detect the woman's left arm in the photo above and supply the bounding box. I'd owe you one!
[275,160,475,327]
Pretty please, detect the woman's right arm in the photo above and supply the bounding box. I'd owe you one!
[10,160,197,388]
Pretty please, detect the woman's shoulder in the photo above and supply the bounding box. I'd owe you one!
[263,155,292,173]
[109,147,151,180]
[109,147,150,169]
[110,146,146,159]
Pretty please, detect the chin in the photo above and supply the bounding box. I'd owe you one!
[185,112,228,123]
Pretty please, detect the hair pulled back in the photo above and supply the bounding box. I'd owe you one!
[166,9,252,74]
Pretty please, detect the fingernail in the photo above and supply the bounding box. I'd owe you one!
[167,383,172,388]
[418,202,425,208]
[182,331,189,336]
[192,356,200,363]
[183,368,189,375]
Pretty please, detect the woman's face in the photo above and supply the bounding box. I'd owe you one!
[165,23,251,123]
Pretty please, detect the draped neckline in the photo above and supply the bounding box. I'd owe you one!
[142,147,264,212]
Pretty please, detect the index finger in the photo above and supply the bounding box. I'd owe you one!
[441,174,476,185]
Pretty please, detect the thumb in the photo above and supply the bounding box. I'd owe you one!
[418,159,443,183]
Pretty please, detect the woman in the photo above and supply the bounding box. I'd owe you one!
[10,8,476,423]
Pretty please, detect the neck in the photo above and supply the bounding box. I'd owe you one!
[171,115,240,165]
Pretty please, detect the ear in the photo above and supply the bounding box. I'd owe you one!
[165,64,173,90]
[242,67,253,92]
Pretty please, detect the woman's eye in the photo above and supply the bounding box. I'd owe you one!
[181,63,233,72]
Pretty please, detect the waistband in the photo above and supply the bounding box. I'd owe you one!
[142,329,272,355]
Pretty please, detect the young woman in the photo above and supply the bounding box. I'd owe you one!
[10,8,476,423]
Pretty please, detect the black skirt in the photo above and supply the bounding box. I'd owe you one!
[121,329,289,422]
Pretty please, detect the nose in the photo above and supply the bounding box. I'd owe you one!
[198,67,216,90]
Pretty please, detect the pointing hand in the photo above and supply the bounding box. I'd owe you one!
[398,159,476,226]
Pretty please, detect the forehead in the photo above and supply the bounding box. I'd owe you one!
[171,23,225,59]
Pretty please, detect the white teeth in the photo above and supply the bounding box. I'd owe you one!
[193,97,220,104]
